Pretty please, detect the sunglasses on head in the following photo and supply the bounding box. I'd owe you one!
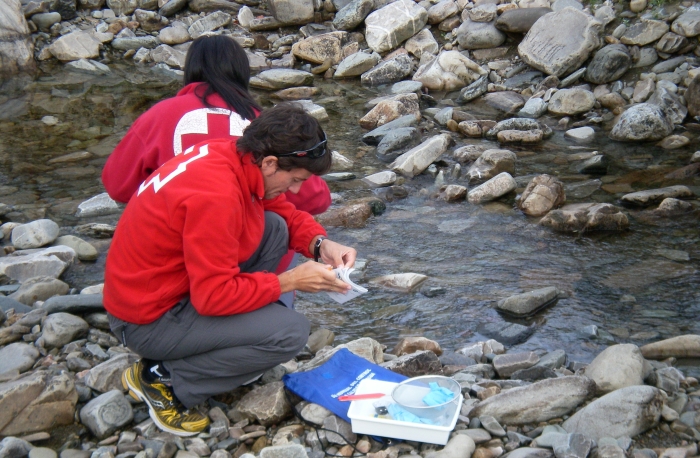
[277,133,328,159]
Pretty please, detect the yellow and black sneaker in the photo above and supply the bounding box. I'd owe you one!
[122,361,210,437]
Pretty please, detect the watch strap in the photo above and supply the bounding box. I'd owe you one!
[314,237,326,263]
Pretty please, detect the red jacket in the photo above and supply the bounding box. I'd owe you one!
[103,139,327,324]
[101,82,331,213]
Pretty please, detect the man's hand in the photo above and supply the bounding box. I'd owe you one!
[312,237,357,269]
[278,261,351,294]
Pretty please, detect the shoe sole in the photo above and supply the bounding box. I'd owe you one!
[122,367,198,437]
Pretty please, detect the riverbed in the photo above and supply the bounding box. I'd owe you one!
[1,62,698,374]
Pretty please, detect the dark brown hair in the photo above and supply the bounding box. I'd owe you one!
[184,35,261,121]
[237,103,332,175]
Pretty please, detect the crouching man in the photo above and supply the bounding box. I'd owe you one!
[103,103,356,436]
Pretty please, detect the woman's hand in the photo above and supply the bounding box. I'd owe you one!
[278,261,351,294]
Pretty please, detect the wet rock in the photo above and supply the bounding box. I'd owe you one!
[562,386,664,441]
[647,87,687,125]
[292,32,346,65]
[641,335,700,359]
[11,219,59,249]
[41,312,89,348]
[10,276,70,306]
[0,342,39,375]
[440,184,468,202]
[483,92,526,113]
[236,382,290,427]
[468,172,517,204]
[519,98,548,118]
[393,336,443,357]
[472,376,596,424]
[497,129,543,144]
[360,53,414,86]
[582,344,647,394]
[653,197,695,215]
[0,372,77,436]
[359,93,420,130]
[391,134,451,177]
[381,349,443,376]
[459,120,496,137]
[575,154,608,174]
[333,0,373,31]
[496,286,560,317]
[565,126,595,144]
[80,390,134,438]
[518,175,566,216]
[477,322,534,346]
[362,114,419,144]
[363,170,397,187]
[658,135,689,150]
[306,328,334,355]
[620,19,669,46]
[585,44,631,84]
[670,9,700,38]
[65,59,111,75]
[457,19,506,49]
[493,352,540,378]
[48,31,101,62]
[86,353,139,393]
[518,7,602,77]
[548,88,595,116]
[369,273,428,292]
[466,149,517,182]
[413,50,487,91]
[495,7,552,33]
[457,76,489,103]
[250,69,314,90]
[540,203,629,233]
[405,29,439,58]
[272,87,320,100]
[316,203,373,228]
[375,127,421,163]
[610,104,673,141]
[365,0,428,53]
[621,185,692,207]
[334,51,380,78]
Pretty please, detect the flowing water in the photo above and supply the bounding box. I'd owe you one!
[1,63,698,374]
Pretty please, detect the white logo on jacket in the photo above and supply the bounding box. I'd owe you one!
[138,145,208,196]
[172,108,250,156]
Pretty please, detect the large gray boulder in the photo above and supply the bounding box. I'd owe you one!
[365,0,428,53]
[562,386,664,441]
[0,0,35,74]
[610,104,674,141]
[585,44,631,84]
[412,50,486,91]
[472,376,596,425]
[518,7,602,77]
[671,8,700,38]
[582,344,648,394]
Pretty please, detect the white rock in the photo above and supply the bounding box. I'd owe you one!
[413,50,487,91]
[365,0,428,53]
[11,219,60,249]
[369,273,428,292]
[467,172,517,204]
[363,171,397,187]
[391,134,451,177]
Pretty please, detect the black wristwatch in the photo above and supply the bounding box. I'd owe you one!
[313,237,326,263]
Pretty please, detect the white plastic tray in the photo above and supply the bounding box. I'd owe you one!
[346,379,462,445]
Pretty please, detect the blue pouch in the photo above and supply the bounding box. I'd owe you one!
[283,348,407,422]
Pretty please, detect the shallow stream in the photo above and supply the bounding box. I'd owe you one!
[1,63,698,374]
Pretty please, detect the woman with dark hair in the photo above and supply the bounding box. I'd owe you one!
[101,34,331,217]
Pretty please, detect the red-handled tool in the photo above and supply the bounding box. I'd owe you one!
[338,393,387,401]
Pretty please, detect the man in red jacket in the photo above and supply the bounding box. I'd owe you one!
[105,103,356,437]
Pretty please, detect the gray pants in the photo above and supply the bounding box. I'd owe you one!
[109,212,311,408]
